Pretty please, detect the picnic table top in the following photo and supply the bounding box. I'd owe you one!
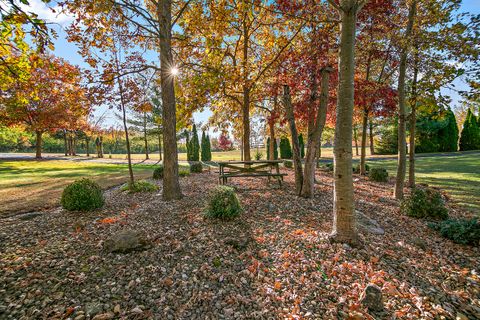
[217,160,283,165]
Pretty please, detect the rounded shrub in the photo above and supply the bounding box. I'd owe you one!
[401,187,448,220]
[189,161,203,173]
[205,186,242,219]
[61,178,104,211]
[283,160,293,168]
[179,165,190,177]
[368,167,388,182]
[153,165,164,179]
[429,218,480,245]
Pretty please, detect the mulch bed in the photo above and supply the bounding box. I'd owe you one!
[0,169,478,319]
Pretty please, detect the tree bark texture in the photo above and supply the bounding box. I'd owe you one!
[158,0,182,200]
[35,131,42,159]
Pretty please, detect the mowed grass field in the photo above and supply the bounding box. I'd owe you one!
[0,150,478,216]
[369,153,480,214]
[0,160,156,216]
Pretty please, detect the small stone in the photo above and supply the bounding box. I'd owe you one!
[85,302,103,316]
[224,308,234,317]
[113,304,121,314]
[360,284,383,312]
[131,307,143,314]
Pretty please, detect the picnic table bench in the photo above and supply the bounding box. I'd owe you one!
[217,160,287,186]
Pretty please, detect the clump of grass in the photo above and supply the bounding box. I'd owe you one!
[121,180,158,193]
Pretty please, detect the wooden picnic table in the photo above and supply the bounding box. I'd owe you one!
[217,160,287,186]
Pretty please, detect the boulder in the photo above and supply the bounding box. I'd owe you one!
[356,211,384,235]
[360,284,383,312]
[103,230,148,253]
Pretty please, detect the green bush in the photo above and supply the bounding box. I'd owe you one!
[322,163,334,171]
[179,165,190,177]
[121,180,158,193]
[152,165,164,179]
[368,167,388,182]
[353,163,370,173]
[189,161,203,173]
[255,150,263,160]
[61,178,104,211]
[283,160,293,168]
[205,186,242,219]
[279,137,292,159]
[429,218,480,245]
[401,188,448,220]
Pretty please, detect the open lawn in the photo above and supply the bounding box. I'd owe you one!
[0,160,156,216]
[367,153,480,213]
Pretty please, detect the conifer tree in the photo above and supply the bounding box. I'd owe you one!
[279,137,292,159]
[459,109,479,151]
[201,131,212,161]
[298,134,305,158]
[438,108,459,152]
[190,123,200,161]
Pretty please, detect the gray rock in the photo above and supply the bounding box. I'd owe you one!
[103,230,148,253]
[17,212,43,221]
[356,211,384,235]
[360,284,383,312]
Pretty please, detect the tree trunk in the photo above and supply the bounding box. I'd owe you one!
[369,119,375,155]
[158,0,182,200]
[268,120,275,160]
[283,85,303,195]
[63,130,68,156]
[360,109,368,174]
[118,84,135,187]
[35,131,42,159]
[242,87,251,161]
[72,136,77,156]
[408,54,419,188]
[330,0,360,246]
[98,137,103,158]
[394,0,417,200]
[301,67,331,198]
[144,112,149,160]
[86,137,90,157]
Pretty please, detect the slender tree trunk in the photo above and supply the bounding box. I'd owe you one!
[353,125,359,156]
[369,119,375,155]
[99,137,103,158]
[360,109,368,174]
[268,120,275,160]
[119,87,135,187]
[301,67,331,198]
[283,85,303,195]
[408,54,419,188]
[242,88,251,161]
[330,0,360,246]
[158,129,162,161]
[63,130,68,156]
[35,130,42,159]
[158,0,182,200]
[143,113,149,160]
[394,0,417,200]
[72,136,77,156]
[86,137,90,157]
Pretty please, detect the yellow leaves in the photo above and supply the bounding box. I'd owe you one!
[274,280,282,290]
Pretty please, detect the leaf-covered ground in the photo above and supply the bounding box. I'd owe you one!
[1,170,478,319]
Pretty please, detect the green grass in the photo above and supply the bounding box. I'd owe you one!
[369,154,480,213]
[0,160,156,215]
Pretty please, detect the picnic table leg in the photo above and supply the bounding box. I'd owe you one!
[276,164,282,187]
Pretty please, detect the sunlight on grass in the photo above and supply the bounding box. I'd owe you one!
[0,160,156,215]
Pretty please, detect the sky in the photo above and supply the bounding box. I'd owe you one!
[23,0,480,134]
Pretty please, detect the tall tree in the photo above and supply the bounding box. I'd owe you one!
[327,0,367,246]
[394,0,417,200]
[459,109,479,151]
[0,54,88,158]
